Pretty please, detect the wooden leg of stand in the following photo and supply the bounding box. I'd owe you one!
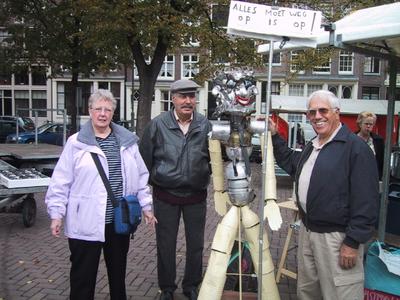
[275,225,294,283]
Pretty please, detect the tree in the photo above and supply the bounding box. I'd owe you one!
[0,0,116,133]
[81,0,262,136]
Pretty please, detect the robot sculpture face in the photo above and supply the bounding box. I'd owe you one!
[211,68,258,117]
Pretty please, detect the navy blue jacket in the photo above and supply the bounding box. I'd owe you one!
[272,125,379,248]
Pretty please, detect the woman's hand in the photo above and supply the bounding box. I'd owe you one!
[143,211,158,229]
[50,219,62,237]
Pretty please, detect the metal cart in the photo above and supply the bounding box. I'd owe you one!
[0,158,48,227]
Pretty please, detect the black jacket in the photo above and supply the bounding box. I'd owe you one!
[272,125,379,248]
[139,110,212,198]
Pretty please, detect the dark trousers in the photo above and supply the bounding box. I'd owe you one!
[154,197,207,293]
[68,223,130,300]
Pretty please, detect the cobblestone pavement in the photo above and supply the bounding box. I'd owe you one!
[0,164,298,300]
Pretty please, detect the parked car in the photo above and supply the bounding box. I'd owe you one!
[6,123,70,146]
[0,116,35,143]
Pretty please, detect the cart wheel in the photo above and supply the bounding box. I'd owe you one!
[22,197,36,227]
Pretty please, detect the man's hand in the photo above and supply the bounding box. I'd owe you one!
[50,219,62,237]
[268,118,277,136]
[339,243,359,269]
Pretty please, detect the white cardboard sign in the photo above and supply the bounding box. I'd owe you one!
[227,1,322,39]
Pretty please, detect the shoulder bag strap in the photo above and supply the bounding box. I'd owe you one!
[90,152,119,208]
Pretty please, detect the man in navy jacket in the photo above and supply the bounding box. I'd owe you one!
[270,90,378,300]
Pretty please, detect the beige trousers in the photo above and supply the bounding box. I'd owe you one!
[297,222,364,300]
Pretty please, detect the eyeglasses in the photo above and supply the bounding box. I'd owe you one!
[363,122,374,126]
[306,108,336,117]
[91,107,113,114]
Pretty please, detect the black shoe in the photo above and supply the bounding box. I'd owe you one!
[183,289,198,300]
[159,290,174,300]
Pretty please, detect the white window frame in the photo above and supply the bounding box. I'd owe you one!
[338,51,354,74]
[289,84,304,96]
[364,56,380,75]
[307,84,323,96]
[181,54,199,79]
[158,55,175,80]
[290,51,305,74]
[160,90,173,112]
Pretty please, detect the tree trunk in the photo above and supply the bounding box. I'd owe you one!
[69,72,79,134]
[136,71,156,137]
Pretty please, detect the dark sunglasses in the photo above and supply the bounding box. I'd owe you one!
[306,108,336,117]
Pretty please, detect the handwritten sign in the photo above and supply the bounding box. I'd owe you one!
[227,1,322,39]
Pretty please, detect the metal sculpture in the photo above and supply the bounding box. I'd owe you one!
[199,68,282,299]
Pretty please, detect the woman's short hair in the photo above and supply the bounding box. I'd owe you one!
[88,89,117,111]
[306,90,341,110]
[356,111,377,128]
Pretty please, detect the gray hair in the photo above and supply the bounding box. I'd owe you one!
[88,89,117,111]
[306,90,340,110]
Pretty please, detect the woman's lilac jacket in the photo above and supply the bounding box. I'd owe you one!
[45,121,152,242]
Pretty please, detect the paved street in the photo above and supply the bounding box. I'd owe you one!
[0,164,298,300]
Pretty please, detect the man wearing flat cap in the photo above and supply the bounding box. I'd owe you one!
[140,79,212,300]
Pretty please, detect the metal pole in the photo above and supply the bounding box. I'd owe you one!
[378,59,397,241]
[63,109,67,146]
[257,39,274,300]
[34,110,38,145]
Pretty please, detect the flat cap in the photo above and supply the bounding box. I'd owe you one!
[170,79,200,94]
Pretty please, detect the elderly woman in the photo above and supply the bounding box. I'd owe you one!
[356,111,384,179]
[45,89,156,300]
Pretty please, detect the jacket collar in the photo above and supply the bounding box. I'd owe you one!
[331,123,351,143]
[164,110,202,131]
[77,120,138,147]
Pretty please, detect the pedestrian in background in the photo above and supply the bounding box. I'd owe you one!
[269,90,378,300]
[356,111,384,180]
[45,89,156,300]
[139,79,212,300]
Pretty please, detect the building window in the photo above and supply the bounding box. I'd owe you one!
[307,84,323,96]
[57,82,93,115]
[15,69,29,85]
[161,90,173,112]
[342,86,352,99]
[261,82,281,114]
[339,51,353,74]
[313,62,331,73]
[290,51,304,74]
[364,56,380,74]
[289,84,304,96]
[263,53,281,66]
[14,90,29,116]
[362,87,379,100]
[182,54,199,78]
[98,82,109,89]
[31,66,47,85]
[0,72,12,85]
[211,4,229,28]
[32,90,47,117]
[159,55,174,79]
[0,90,12,115]
[328,85,338,96]
[288,113,303,123]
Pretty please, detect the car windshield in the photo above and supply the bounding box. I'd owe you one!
[36,123,54,133]
[21,117,35,130]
